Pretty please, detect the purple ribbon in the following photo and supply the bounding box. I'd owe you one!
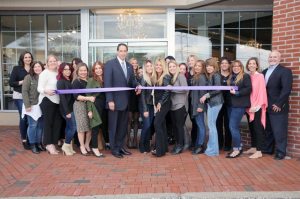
[56,86,237,94]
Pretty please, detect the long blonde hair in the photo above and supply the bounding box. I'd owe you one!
[153,57,168,86]
[129,57,139,75]
[229,60,245,85]
[168,60,180,85]
[143,60,154,86]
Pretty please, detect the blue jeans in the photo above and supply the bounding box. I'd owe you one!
[27,116,43,144]
[63,112,77,144]
[228,106,245,150]
[14,99,28,140]
[194,112,206,147]
[140,105,154,152]
[205,104,222,156]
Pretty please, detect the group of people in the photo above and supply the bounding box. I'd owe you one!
[10,43,293,160]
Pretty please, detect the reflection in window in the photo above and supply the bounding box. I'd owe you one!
[0,14,80,110]
[89,43,167,67]
[90,11,167,39]
[47,15,81,62]
[223,11,272,60]
[175,13,221,63]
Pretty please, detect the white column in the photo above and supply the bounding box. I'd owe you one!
[167,8,175,57]
[80,9,89,64]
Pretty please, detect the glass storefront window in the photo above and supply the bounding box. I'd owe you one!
[223,11,272,60]
[175,11,272,66]
[175,12,221,63]
[47,14,81,62]
[90,10,167,39]
[88,42,167,67]
[0,13,80,110]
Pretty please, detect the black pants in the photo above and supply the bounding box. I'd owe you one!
[40,97,62,145]
[166,112,174,141]
[154,101,170,156]
[188,97,197,146]
[91,125,100,148]
[248,109,265,151]
[263,112,288,155]
[108,109,128,154]
[100,108,109,143]
[216,104,232,149]
[170,106,186,147]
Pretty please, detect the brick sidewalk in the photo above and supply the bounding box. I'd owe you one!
[0,127,300,197]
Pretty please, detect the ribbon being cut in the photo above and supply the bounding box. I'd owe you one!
[56,86,238,94]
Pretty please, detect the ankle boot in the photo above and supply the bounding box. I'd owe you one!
[70,141,76,154]
[62,143,73,156]
[37,143,46,151]
[31,144,40,154]
[22,141,31,150]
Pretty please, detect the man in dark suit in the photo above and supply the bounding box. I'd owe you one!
[104,43,140,158]
[262,50,293,160]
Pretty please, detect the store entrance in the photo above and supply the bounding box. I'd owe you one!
[88,41,167,67]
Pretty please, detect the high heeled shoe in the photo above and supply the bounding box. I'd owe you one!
[46,145,58,155]
[92,148,105,158]
[80,146,89,156]
[62,143,73,156]
[226,149,243,158]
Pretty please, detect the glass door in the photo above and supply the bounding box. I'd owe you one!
[88,41,168,67]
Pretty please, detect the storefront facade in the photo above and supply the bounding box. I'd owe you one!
[1,0,299,157]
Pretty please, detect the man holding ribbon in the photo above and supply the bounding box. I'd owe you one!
[104,43,140,158]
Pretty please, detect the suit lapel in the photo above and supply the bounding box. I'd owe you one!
[115,58,127,81]
[267,65,280,87]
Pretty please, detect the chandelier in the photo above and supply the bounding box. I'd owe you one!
[246,39,262,49]
[117,9,146,39]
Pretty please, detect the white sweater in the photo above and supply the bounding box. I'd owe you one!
[37,69,59,104]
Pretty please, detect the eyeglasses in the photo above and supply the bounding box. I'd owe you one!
[64,68,71,71]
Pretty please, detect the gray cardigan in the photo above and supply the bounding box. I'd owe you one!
[190,74,207,118]
[204,72,224,107]
[170,74,188,111]
[22,74,39,108]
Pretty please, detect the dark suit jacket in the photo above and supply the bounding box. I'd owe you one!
[104,58,138,111]
[263,64,293,114]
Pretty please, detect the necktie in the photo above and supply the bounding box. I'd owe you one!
[121,61,127,78]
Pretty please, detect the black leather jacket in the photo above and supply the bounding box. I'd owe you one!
[140,78,154,112]
[154,74,171,106]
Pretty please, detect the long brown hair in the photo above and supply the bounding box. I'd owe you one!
[29,61,45,77]
[205,57,219,80]
[92,61,104,87]
[193,60,205,80]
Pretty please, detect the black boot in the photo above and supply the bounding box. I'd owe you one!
[36,143,46,151]
[31,144,40,154]
[22,141,31,150]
